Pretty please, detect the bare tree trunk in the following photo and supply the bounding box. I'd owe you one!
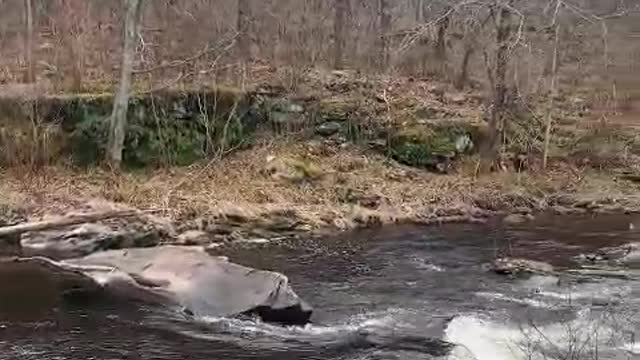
[481,5,512,171]
[108,0,144,168]
[434,10,449,73]
[237,0,251,60]
[55,0,87,92]
[23,0,36,83]
[237,0,251,88]
[378,0,391,70]
[413,0,426,23]
[333,0,348,69]
[455,45,474,90]
[542,24,560,170]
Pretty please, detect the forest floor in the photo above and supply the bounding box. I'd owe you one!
[2,67,640,243]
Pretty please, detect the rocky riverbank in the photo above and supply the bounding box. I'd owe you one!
[3,153,640,258]
[2,70,640,253]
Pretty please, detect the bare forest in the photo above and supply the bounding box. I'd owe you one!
[1,0,640,230]
[0,1,637,95]
[0,0,638,165]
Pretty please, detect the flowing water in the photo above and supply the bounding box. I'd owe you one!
[1,214,640,360]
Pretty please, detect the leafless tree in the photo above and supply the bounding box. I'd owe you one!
[378,0,392,70]
[434,5,450,74]
[481,2,516,171]
[107,0,144,168]
[237,0,251,60]
[23,0,35,83]
[542,0,562,170]
[333,0,349,69]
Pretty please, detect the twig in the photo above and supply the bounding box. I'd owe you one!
[137,39,238,95]
[132,34,238,74]
[396,0,478,55]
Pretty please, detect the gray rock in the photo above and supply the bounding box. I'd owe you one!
[20,223,159,259]
[512,206,532,215]
[1,246,312,325]
[176,230,210,245]
[414,106,440,119]
[446,93,467,105]
[287,104,305,113]
[316,121,342,137]
[618,243,640,267]
[576,242,640,268]
[454,134,474,153]
[551,205,577,215]
[0,206,26,256]
[503,213,534,225]
[489,257,554,275]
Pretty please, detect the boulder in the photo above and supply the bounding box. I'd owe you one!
[316,121,342,137]
[0,205,26,257]
[176,230,210,245]
[445,93,467,105]
[620,244,640,267]
[488,257,554,276]
[502,213,534,225]
[20,223,159,259]
[263,156,323,182]
[574,243,640,268]
[0,246,312,325]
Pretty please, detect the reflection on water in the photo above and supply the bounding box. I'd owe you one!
[1,214,640,360]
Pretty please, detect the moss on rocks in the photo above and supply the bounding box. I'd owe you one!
[2,88,257,167]
[389,121,480,170]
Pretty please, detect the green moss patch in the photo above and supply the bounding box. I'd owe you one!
[2,88,257,168]
[389,122,478,169]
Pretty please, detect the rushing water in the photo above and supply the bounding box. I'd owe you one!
[1,214,640,360]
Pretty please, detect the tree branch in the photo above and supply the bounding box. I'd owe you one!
[133,33,238,75]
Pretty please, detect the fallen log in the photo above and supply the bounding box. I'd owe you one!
[0,209,148,238]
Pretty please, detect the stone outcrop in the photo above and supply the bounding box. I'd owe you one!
[488,257,554,276]
[0,246,312,325]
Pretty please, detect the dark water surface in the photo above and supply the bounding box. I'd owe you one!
[1,214,640,360]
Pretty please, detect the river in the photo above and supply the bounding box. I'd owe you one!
[1,214,639,360]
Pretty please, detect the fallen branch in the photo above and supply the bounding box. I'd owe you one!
[0,209,150,238]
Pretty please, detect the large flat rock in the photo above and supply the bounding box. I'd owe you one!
[0,246,312,325]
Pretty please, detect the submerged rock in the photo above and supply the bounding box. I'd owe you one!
[488,257,554,276]
[0,246,312,325]
[574,242,640,268]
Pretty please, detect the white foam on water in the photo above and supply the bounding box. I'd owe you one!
[195,308,406,340]
[445,309,636,360]
[444,315,526,360]
[409,256,446,272]
[475,291,550,308]
[535,283,632,307]
[621,342,640,354]
[517,275,559,289]
[421,263,446,272]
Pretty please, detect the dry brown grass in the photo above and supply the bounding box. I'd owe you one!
[3,136,638,231]
[0,117,65,168]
